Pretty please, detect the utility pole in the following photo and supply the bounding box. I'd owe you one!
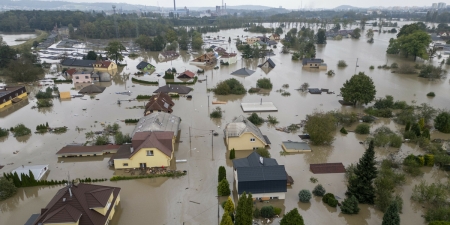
[112,5,119,39]
[189,127,191,157]
[211,130,214,160]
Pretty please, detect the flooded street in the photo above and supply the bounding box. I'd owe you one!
[1,23,450,225]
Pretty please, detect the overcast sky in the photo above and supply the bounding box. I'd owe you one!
[61,0,432,9]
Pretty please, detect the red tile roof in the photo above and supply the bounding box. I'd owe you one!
[177,70,195,78]
[310,163,346,174]
[94,61,112,68]
[66,68,77,76]
[144,93,174,115]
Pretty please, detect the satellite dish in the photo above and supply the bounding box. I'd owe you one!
[259,156,263,164]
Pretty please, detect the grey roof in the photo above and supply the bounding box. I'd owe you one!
[233,151,278,168]
[256,41,266,45]
[267,40,277,45]
[308,88,322,94]
[231,68,255,76]
[282,141,311,150]
[136,61,150,70]
[61,59,96,67]
[78,85,106,94]
[258,58,276,68]
[153,85,192,94]
[237,165,287,182]
[131,112,181,137]
[24,214,40,225]
[224,115,266,145]
[302,58,323,65]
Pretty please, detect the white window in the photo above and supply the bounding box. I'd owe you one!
[310,64,312,66]
[123,163,128,166]
[250,138,255,142]
[253,147,258,150]
[75,76,79,79]
[146,150,154,156]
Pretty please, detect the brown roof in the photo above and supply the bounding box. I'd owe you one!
[33,183,121,225]
[131,131,174,157]
[177,70,195,78]
[144,92,174,115]
[56,145,120,155]
[66,68,77,76]
[94,60,112,68]
[109,144,133,162]
[310,163,346,174]
[221,53,237,58]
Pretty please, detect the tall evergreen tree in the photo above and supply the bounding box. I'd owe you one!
[244,193,253,224]
[346,141,377,204]
[220,211,234,225]
[12,172,21,187]
[235,192,248,225]
[28,170,36,185]
[218,166,226,182]
[223,196,235,213]
[382,203,400,225]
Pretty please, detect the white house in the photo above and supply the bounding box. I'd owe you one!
[220,53,237,64]
[12,165,49,181]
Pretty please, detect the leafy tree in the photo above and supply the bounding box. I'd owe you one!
[323,193,338,207]
[346,141,377,204]
[179,32,189,50]
[355,124,370,134]
[313,184,326,196]
[341,195,360,214]
[366,29,374,39]
[105,41,126,64]
[352,28,361,39]
[114,132,131,145]
[375,160,405,212]
[434,112,450,133]
[166,41,178,51]
[5,54,43,82]
[218,166,226,182]
[316,29,326,44]
[247,113,264,126]
[0,177,17,200]
[192,31,203,50]
[84,51,97,60]
[304,111,337,145]
[387,29,431,61]
[340,72,376,105]
[210,107,223,118]
[382,203,400,225]
[256,78,273,89]
[260,206,275,218]
[12,124,31,137]
[280,208,304,225]
[224,196,235,213]
[217,178,231,196]
[220,212,233,225]
[166,29,178,43]
[94,135,109,145]
[298,189,312,203]
[0,45,16,68]
[213,78,246,95]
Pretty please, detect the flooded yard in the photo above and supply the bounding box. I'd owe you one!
[0,32,37,46]
[1,23,450,225]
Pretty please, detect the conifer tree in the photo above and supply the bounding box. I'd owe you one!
[224,196,235,213]
[346,141,377,204]
[382,203,400,225]
[340,195,360,214]
[220,211,233,225]
[280,208,305,225]
[217,178,230,196]
[244,193,253,224]
[29,170,36,185]
[218,166,226,182]
[13,172,21,187]
[235,192,248,225]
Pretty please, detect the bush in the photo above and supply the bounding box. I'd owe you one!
[36,99,53,108]
[256,78,273,89]
[94,135,110,145]
[260,206,275,218]
[136,95,151,99]
[0,128,9,137]
[323,193,338,207]
[267,115,279,125]
[114,132,131,145]
[213,78,246,95]
[370,65,375,69]
[124,119,139,123]
[424,154,434,166]
[434,112,450,133]
[370,126,403,148]
[403,130,417,140]
[210,107,223,118]
[340,127,348,134]
[218,166,226,182]
[304,111,337,145]
[273,207,282,215]
[256,148,270,158]
[340,195,360,214]
[427,92,436,97]
[396,64,417,74]
[247,113,264,125]
[362,115,375,123]
[298,189,312,203]
[355,124,370,134]
[391,63,398,69]
[229,149,235,159]
[253,207,261,218]
[12,124,31,137]
[429,221,450,225]
[0,177,17,200]
[217,178,231,196]
[403,155,423,176]
[313,184,326,196]
[337,60,347,67]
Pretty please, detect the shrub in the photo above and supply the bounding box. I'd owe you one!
[273,207,282,215]
[362,115,375,123]
[256,78,273,89]
[312,184,326,196]
[12,124,31,137]
[403,130,416,140]
[267,115,279,125]
[424,154,434,166]
[94,135,109,145]
[260,206,275,218]
[340,127,348,134]
[403,155,423,176]
[213,78,246,95]
[210,107,223,118]
[340,195,360,214]
[114,132,131,145]
[256,148,270,158]
[217,178,231,196]
[337,60,347,67]
[397,64,417,74]
[37,99,53,108]
[427,92,436,97]
[280,208,305,225]
[0,128,9,137]
[247,113,264,125]
[355,124,370,134]
[390,63,398,69]
[253,207,261,218]
[0,177,17,200]
[370,126,403,148]
[124,119,139,123]
[281,91,291,96]
[370,65,375,69]
[229,149,235,159]
[218,166,226,182]
[323,193,338,207]
[298,189,312,203]
[434,112,450,133]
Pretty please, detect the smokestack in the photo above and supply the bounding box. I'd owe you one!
[174,0,176,11]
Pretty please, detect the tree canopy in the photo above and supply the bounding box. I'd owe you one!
[0,177,17,200]
[280,208,304,225]
[304,111,337,145]
[387,23,431,61]
[340,72,376,105]
[382,203,400,225]
[105,41,126,64]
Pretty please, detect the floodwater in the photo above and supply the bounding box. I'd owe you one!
[1,22,450,225]
[0,33,37,46]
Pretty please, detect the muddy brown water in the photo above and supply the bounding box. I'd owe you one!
[1,23,450,225]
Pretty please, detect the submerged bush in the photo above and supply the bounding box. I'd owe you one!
[312,184,326,197]
[248,113,264,125]
[213,78,246,95]
[337,60,347,67]
[210,107,223,118]
[12,124,31,137]
[427,92,436,97]
[355,124,370,134]
[256,78,273,89]
[298,189,312,203]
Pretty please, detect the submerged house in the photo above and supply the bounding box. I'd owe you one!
[0,86,27,109]
[190,52,217,65]
[232,152,288,200]
[246,37,260,45]
[158,51,180,61]
[25,183,121,225]
[177,70,196,79]
[130,112,181,137]
[61,59,117,72]
[109,131,175,169]
[302,58,327,70]
[220,53,237,64]
[144,92,174,115]
[224,115,270,151]
[136,61,155,72]
[153,85,192,95]
[258,58,276,69]
[269,34,280,41]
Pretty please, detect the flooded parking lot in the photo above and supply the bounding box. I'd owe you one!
[1,23,450,225]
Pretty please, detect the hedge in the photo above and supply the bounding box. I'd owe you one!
[110,170,186,181]
[124,119,139,123]
[54,80,73,83]
[136,95,151,99]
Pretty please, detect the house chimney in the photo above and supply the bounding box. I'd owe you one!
[130,147,134,153]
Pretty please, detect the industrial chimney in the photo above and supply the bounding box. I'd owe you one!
[174,0,176,11]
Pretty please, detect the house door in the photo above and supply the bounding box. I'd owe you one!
[140,163,147,168]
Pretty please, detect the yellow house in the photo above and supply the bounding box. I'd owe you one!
[246,37,260,45]
[93,60,118,72]
[111,131,175,169]
[27,183,121,225]
[0,86,27,109]
[224,115,270,151]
